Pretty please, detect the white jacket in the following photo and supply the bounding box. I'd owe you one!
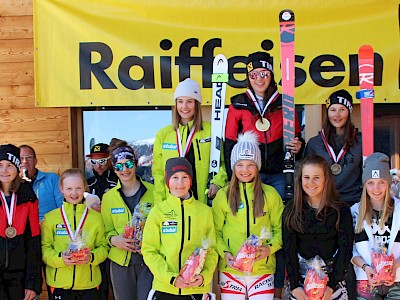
[351,197,400,281]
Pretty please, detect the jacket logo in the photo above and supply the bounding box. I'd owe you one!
[162,143,177,150]
[162,220,178,234]
[56,223,66,229]
[56,229,68,235]
[199,137,211,143]
[111,208,125,214]
[164,210,177,218]
[239,202,244,209]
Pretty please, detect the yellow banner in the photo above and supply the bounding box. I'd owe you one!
[34,0,399,107]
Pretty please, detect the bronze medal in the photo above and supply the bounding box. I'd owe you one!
[255,118,270,132]
[331,163,342,176]
[5,226,17,238]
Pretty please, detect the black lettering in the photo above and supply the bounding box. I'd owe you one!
[310,54,345,87]
[160,39,173,88]
[79,42,117,89]
[118,56,155,90]
[295,55,307,87]
[229,56,247,88]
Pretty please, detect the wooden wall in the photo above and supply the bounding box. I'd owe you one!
[0,0,72,175]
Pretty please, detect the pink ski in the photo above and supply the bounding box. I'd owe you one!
[357,45,374,161]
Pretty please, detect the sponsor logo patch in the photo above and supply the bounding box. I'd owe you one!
[111,208,125,214]
[162,143,177,150]
[162,220,178,234]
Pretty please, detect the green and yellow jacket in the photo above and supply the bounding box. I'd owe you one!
[142,193,218,295]
[152,121,227,204]
[101,178,154,266]
[212,182,284,275]
[41,200,109,290]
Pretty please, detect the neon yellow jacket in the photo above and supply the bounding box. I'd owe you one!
[101,178,154,266]
[141,194,218,295]
[41,200,109,290]
[212,182,284,276]
[152,121,228,204]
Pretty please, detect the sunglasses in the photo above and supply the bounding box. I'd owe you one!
[90,158,109,166]
[113,160,135,172]
[248,70,271,80]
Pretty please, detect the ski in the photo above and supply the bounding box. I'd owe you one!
[207,54,228,206]
[279,9,296,201]
[356,45,374,161]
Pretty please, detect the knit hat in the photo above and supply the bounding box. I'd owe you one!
[173,78,202,103]
[230,131,261,170]
[88,143,109,158]
[0,144,21,171]
[165,157,193,188]
[247,52,274,74]
[325,89,353,113]
[362,152,392,185]
[111,146,136,165]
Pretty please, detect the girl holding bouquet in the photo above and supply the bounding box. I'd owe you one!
[283,155,353,300]
[212,131,284,300]
[351,152,400,299]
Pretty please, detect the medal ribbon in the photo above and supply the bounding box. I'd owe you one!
[60,205,89,242]
[320,129,347,163]
[246,89,279,118]
[176,125,196,157]
[0,192,16,227]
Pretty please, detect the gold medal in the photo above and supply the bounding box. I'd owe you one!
[255,118,270,132]
[331,163,342,176]
[5,226,17,238]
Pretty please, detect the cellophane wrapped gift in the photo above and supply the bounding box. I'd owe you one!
[124,202,152,251]
[232,227,272,275]
[304,255,329,300]
[371,244,395,284]
[179,237,212,283]
[64,235,90,261]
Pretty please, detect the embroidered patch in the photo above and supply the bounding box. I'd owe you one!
[162,221,178,234]
[162,143,177,150]
[111,208,125,214]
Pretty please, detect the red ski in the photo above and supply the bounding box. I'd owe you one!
[279,9,295,200]
[357,45,374,161]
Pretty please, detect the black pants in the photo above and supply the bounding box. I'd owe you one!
[0,270,25,300]
[99,259,113,300]
[152,291,204,300]
[52,288,100,300]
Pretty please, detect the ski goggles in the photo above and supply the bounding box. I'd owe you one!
[113,160,135,172]
[248,70,271,80]
[90,158,109,166]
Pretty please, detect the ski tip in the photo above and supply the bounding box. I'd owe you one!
[213,54,227,63]
[279,9,294,22]
[358,45,374,58]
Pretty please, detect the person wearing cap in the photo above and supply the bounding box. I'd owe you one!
[142,157,218,300]
[87,142,118,200]
[351,152,400,299]
[152,78,227,205]
[0,144,42,299]
[19,144,64,221]
[283,155,353,300]
[224,51,303,298]
[212,131,283,300]
[101,139,155,300]
[304,89,363,206]
[225,51,304,200]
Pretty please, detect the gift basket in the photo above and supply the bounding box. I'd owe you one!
[231,227,272,275]
[64,235,90,261]
[179,238,212,283]
[371,243,395,284]
[124,202,152,251]
[304,255,329,300]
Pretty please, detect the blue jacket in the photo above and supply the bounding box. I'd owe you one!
[34,169,64,220]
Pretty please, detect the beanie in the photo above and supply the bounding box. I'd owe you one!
[165,157,193,188]
[325,89,353,113]
[0,144,21,171]
[247,52,274,74]
[173,78,202,103]
[111,146,136,165]
[362,152,392,185]
[230,131,261,170]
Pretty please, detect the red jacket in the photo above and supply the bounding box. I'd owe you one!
[0,182,42,293]
[224,92,302,178]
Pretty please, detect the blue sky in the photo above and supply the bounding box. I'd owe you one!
[83,110,172,155]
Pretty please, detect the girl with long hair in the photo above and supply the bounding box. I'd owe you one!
[283,155,353,299]
[351,152,400,299]
[213,131,284,300]
[152,78,227,205]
